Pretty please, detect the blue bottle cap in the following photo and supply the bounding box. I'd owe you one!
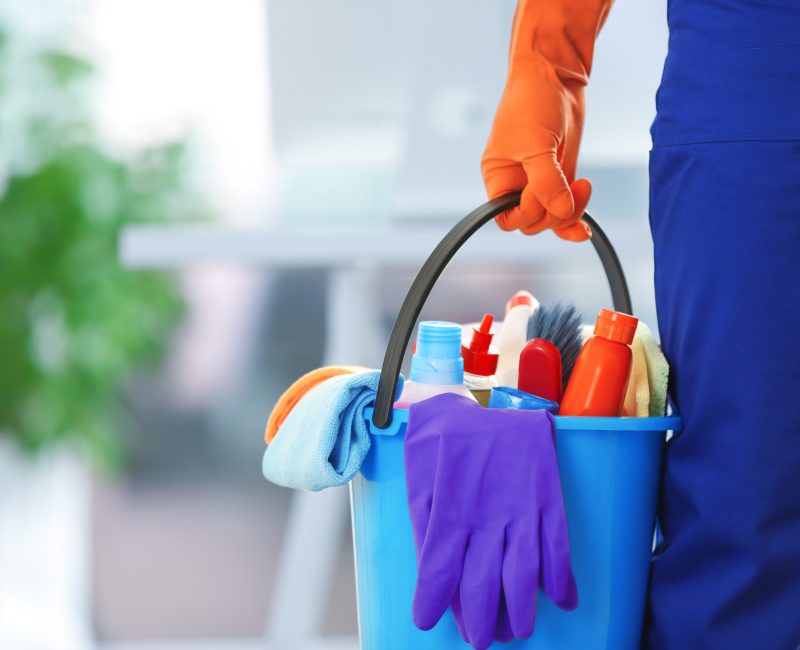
[410,321,464,385]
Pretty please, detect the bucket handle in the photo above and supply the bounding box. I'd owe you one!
[372,192,632,429]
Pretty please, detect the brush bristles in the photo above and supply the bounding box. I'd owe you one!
[527,302,585,388]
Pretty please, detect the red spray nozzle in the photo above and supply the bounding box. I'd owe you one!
[462,313,499,377]
[473,313,494,347]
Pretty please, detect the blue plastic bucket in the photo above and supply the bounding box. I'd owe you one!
[351,194,678,648]
[350,408,681,650]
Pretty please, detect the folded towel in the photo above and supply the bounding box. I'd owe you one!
[262,370,403,491]
[624,334,651,417]
[640,323,669,416]
[265,366,366,443]
[623,322,669,417]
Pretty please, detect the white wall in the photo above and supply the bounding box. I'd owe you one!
[583,0,669,165]
[88,0,277,225]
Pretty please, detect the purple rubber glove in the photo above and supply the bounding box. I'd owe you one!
[405,393,577,649]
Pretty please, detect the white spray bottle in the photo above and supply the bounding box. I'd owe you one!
[494,290,539,388]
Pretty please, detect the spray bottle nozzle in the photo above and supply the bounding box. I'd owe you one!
[461,313,499,377]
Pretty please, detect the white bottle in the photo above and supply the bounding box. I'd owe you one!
[494,290,539,388]
[394,321,477,408]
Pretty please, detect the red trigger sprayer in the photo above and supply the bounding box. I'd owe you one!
[461,313,499,407]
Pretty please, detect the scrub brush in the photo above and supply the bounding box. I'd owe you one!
[526,302,584,390]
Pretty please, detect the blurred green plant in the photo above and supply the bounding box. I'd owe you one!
[0,25,205,464]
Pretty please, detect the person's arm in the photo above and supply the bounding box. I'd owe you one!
[483,0,613,241]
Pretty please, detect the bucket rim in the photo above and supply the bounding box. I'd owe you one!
[554,414,682,432]
[365,407,682,435]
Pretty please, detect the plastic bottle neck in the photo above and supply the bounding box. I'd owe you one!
[410,320,465,385]
[410,356,464,385]
[592,334,630,347]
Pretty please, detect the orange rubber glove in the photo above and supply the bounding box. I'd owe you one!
[482,0,613,241]
[265,366,367,443]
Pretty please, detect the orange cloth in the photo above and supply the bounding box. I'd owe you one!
[265,366,367,444]
[482,0,613,241]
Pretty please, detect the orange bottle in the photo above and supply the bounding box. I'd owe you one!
[559,309,638,416]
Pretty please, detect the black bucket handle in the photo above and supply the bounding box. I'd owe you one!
[371,192,632,429]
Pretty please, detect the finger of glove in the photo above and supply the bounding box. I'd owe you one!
[523,153,574,221]
[460,530,505,650]
[569,178,592,221]
[450,592,469,643]
[508,181,549,234]
[522,173,592,237]
[482,151,565,234]
[560,97,585,184]
[413,528,469,630]
[540,504,578,611]
[519,219,551,237]
[553,220,591,242]
[553,179,592,242]
[494,591,514,643]
[481,158,544,231]
[404,434,441,553]
[503,521,540,640]
[454,589,512,646]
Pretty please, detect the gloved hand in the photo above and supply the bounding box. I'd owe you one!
[482,0,613,241]
[405,393,577,649]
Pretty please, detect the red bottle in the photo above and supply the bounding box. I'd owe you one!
[560,309,638,417]
[518,338,562,404]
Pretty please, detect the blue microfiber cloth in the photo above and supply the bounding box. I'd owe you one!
[262,370,403,491]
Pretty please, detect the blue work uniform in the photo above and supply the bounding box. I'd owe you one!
[646,0,800,647]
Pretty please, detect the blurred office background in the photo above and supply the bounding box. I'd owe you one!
[0,1,667,648]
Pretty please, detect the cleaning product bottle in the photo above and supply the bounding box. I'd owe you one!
[394,321,478,408]
[560,309,639,416]
[526,302,584,389]
[461,313,499,406]
[518,338,562,404]
[495,290,539,388]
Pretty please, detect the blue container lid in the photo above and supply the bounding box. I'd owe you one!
[488,386,559,414]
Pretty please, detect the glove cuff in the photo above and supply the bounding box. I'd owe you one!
[510,0,614,83]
